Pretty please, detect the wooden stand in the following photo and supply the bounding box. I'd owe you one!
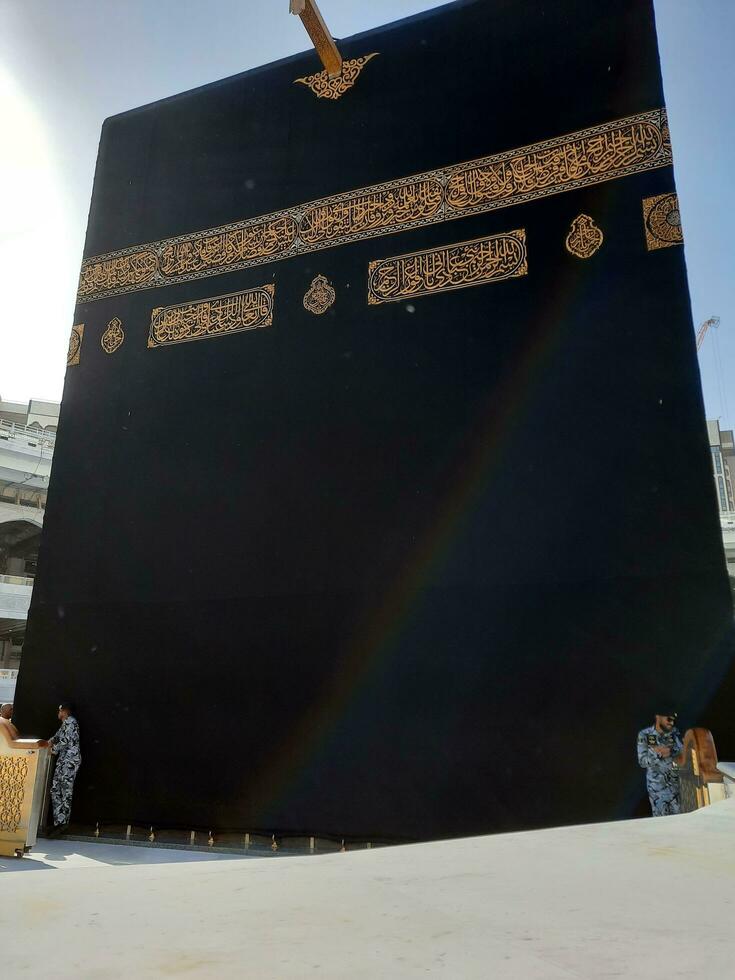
[675,728,726,813]
[0,725,51,858]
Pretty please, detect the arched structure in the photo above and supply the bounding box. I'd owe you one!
[0,513,43,667]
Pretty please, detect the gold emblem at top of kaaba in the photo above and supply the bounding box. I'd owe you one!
[565,215,603,259]
[303,274,335,314]
[101,316,125,354]
[294,53,379,100]
[67,324,84,366]
[642,192,683,251]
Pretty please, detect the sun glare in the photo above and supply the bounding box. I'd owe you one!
[0,67,75,402]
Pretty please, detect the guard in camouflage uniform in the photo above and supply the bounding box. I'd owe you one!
[637,710,682,816]
[48,702,82,834]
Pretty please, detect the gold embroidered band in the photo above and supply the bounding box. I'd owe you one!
[367,230,527,304]
[78,108,670,304]
[147,285,274,349]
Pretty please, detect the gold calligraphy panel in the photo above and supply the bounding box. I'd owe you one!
[148,285,274,349]
[642,192,683,250]
[78,109,670,304]
[367,230,527,305]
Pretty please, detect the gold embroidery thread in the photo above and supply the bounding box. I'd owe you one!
[642,192,683,250]
[303,275,335,314]
[77,109,671,304]
[294,53,378,100]
[78,250,158,300]
[101,316,125,354]
[565,215,603,259]
[148,284,274,348]
[158,217,298,279]
[367,230,527,305]
[299,180,443,246]
[67,324,84,366]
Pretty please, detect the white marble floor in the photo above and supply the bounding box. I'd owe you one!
[2,800,734,978]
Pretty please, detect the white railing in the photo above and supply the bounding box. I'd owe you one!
[0,418,56,448]
[0,574,34,587]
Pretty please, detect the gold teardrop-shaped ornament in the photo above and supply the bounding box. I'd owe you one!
[303,274,335,315]
[101,316,125,354]
[565,215,603,259]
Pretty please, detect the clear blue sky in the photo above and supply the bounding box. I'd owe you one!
[0,0,733,424]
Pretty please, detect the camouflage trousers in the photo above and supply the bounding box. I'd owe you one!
[51,756,81,827]
[647,770,680,816]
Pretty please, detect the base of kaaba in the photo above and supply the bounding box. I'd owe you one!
[51,824,384,856]
[5,797,735,978]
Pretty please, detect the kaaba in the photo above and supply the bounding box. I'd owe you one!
[15,0,734,841]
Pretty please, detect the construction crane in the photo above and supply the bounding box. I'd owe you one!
[696,316,720,351]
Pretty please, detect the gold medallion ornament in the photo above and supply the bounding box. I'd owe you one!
[148,284,274,348]
[101,316,125,354]
[368,230,527,305]
[642,192,683,250]
[67,324,84,365]
[565,215,603,259]
[295,53,379,100]
[303,274,335,314]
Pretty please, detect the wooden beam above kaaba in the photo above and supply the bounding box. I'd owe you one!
[290,0,343,77]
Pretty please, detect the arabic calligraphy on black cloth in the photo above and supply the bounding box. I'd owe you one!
[77,109,671,303]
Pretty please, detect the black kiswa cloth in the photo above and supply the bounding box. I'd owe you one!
[16,0,733,841]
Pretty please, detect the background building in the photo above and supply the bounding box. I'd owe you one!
[0,396,58,684]
[707,419,735,579]
[707,420,735,514]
